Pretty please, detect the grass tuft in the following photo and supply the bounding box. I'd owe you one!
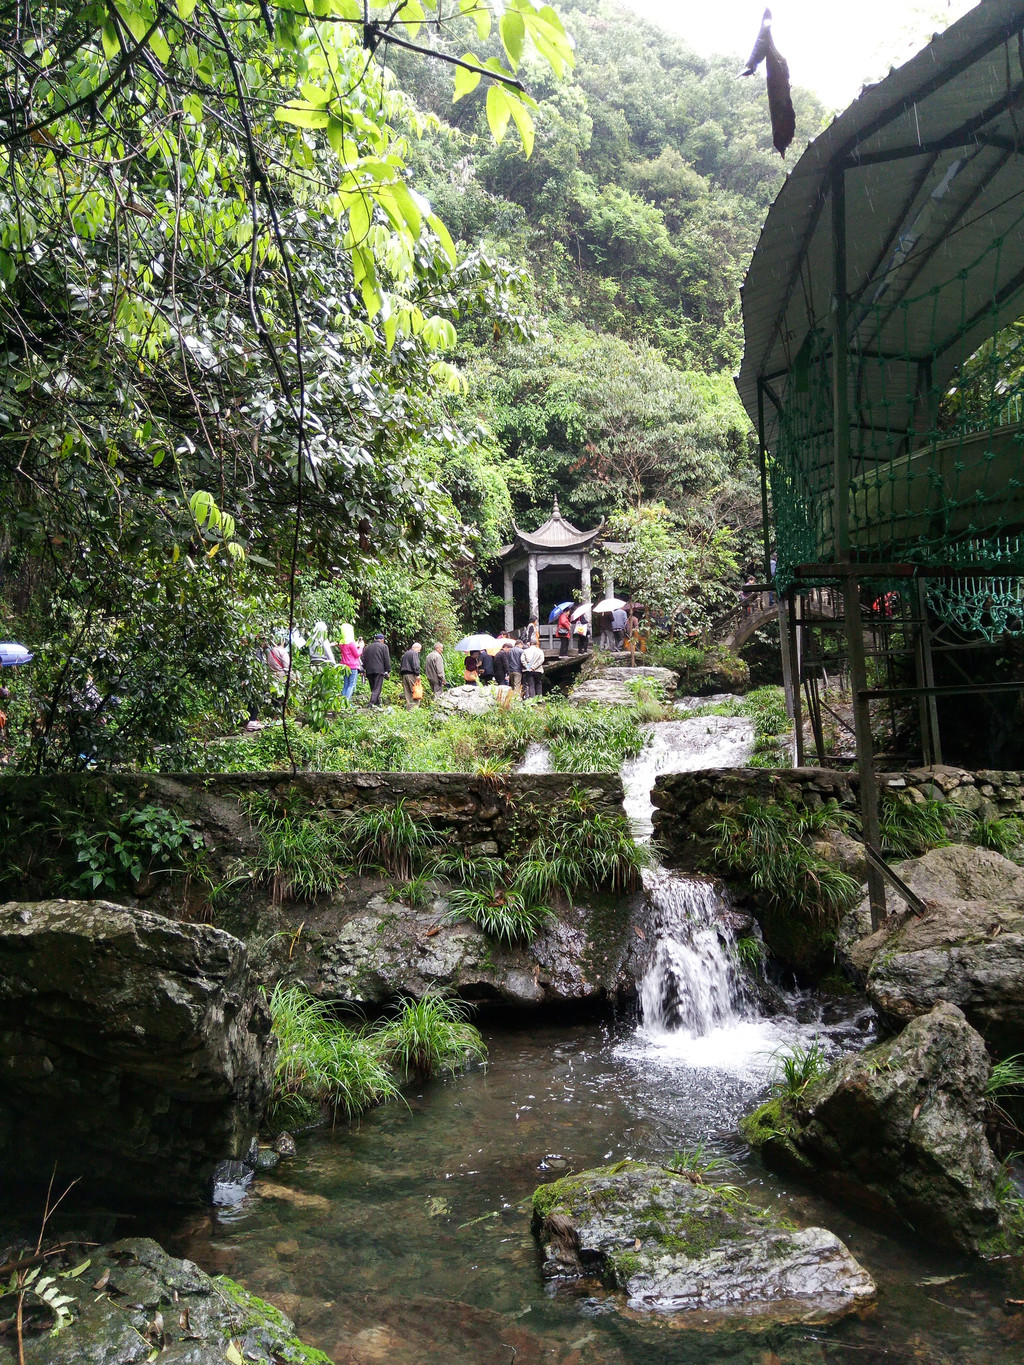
[770,1040,830,1100]
[374,994,487,1078]
[341,798,440,879]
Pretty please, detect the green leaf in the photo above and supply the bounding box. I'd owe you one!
[499,10,526,69]
[101,23,120,59]
[459,0,490,42]
[426,213,457,264]
[505,92,535,157]
[486,84,511,143]
[176,0,197,16]
[453,57,481,103]
[401,0,425,39]
[274,103,330,130]
[148,29,171,64]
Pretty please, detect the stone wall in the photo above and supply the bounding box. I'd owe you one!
[652,764,1024,870]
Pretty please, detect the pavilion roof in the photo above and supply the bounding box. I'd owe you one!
[505,499,604,555]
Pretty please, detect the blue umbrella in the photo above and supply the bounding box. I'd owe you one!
[0,642,33,666]
[548,601,574,623]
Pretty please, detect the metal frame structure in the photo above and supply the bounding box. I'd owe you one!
[739,1,1024,926]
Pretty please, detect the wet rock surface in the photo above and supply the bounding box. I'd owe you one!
[531,1160,875,1325]
[0,899,273,1205]
[742,1002,1009,1256]
[570,666,677,707]
[433,684,500,715]
[0,1237,330,1365]
[316,890,648,1008]
[837,844,1024,1052]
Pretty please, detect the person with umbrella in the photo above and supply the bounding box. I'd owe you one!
[555,604,572,657]
[572,604,591,654]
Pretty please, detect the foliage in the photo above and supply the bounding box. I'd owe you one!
[268,984,398,1128]
[249,806,348,904]
[544,701,647,771]
[340,799,441,879]
[973,815,1024,860]
[663,1141,735,1180]
[69,803,201,895]
[305,666,349,732]
[444,883,553,944]
[527,788,653,896]
[711,797,860,923]
[1,1258,91,1343]
[987,1055,1024,1101]
[878,793,951,860]
[741,686,791,768]
[734,935,767,974]
[771,1041,830,1100]
[373,994,487,1079]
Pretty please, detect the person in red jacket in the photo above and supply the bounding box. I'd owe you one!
[556,607,571,657]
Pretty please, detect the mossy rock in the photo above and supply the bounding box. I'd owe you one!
[0,1237,332,1365]
[531,1160,874,1326]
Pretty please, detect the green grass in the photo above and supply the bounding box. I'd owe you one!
[249,809,348,904]
[770,1040,830,1100]
[879,791,951,859]
[267,986,487,1127]
[544,702,648,772]
[443,883,553,944]
[341,798,441,879]
[711,797,860,923]
[973,814,1024,859]
[268,984,398,1127]
[373,994,487,1079]
[663,1141,735,1180]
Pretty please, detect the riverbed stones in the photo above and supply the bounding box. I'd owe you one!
[0,898,274,1205]
[530,1160,875,1325]
[836,844,1024,1052]
[434,683,499,715]
[570,665,677,707]
[741,1002,1009,1256]
[316,890,646,1008]
[0,1237,331,1365]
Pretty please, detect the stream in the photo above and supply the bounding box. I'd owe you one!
[168,706,1020,1365]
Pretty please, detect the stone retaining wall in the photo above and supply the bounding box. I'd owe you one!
[652,764,1024,870]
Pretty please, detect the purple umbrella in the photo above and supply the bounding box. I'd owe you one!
[0,643,33,666]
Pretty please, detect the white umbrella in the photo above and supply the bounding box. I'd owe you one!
[0,642,33,666]
[592,597,626,613]
[455,633,498,652]
[571,603,591,620]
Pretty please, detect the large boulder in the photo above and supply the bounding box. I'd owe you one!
[837,845,1024,1052]
[0,899,274,1205]
[316,890,646,1009]
[570,665,679,708]
[531,1161,874,1326]
[0,1237,330,1365]
[741,1002,1010,1256]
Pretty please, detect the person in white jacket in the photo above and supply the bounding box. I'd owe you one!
[520,642,545,698]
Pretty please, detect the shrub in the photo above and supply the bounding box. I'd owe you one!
[544,702,647,773]
[70,802,202,895]
[973,815,1024,860]
[532,790,654,896]
[268,984,398,1127]
[374,995,487,1078]
[878,792,951,859]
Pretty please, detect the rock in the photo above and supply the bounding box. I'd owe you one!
[256,1147,281,1171]
[434,684,499,715]
[836,845,1024,1051]
[0,1237,331,1365]
[257,1181,332,1211]
[0,899,273,1205]
[741,1003,1010,1256]
[531,1161,874,1326]
[314,891,647,1009]
[570,665,677,708]
[274,1131,298,1158]
[568,678,639,706]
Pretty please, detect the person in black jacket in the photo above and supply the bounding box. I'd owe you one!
[400,641,422,709]
[362,633,390,706]
[492,642,509,687]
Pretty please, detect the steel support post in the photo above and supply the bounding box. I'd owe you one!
[787,589,804,766]
[831,166,885,925]
[778,589,796,723]
[915,577,942,765]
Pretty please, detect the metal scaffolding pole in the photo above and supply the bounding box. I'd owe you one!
[831,166,885,927]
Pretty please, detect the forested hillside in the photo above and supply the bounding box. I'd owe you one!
[0,0,818,766]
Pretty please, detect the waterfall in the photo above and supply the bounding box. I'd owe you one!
[639,870,745,1039]
[621,715,754,839]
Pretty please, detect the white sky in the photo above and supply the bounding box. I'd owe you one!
[618,0,979,109]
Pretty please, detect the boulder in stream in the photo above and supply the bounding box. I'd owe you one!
[0,1237,331,1365]
[0,899,274,1205]
[531,1160,875,1326]
[741,1002,1012,1256]
[836,844,1024,1053]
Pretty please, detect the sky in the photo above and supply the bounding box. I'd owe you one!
[618,0,979,109]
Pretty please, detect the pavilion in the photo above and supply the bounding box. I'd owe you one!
[499,500,616,636]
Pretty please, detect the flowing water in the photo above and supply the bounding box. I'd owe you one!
[168,701,1021,1364]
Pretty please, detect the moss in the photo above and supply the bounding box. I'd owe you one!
[740,1096,795,1148]
[212,1275,334,1365]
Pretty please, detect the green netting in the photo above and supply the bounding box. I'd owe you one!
[771,211,1024,633]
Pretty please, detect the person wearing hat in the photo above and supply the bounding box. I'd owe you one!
[362,632,391,706]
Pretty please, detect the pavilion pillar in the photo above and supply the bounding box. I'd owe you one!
[604,567,615,600]
[581,554,592,604]
[527,554,539,623]
[503,567,514,633]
